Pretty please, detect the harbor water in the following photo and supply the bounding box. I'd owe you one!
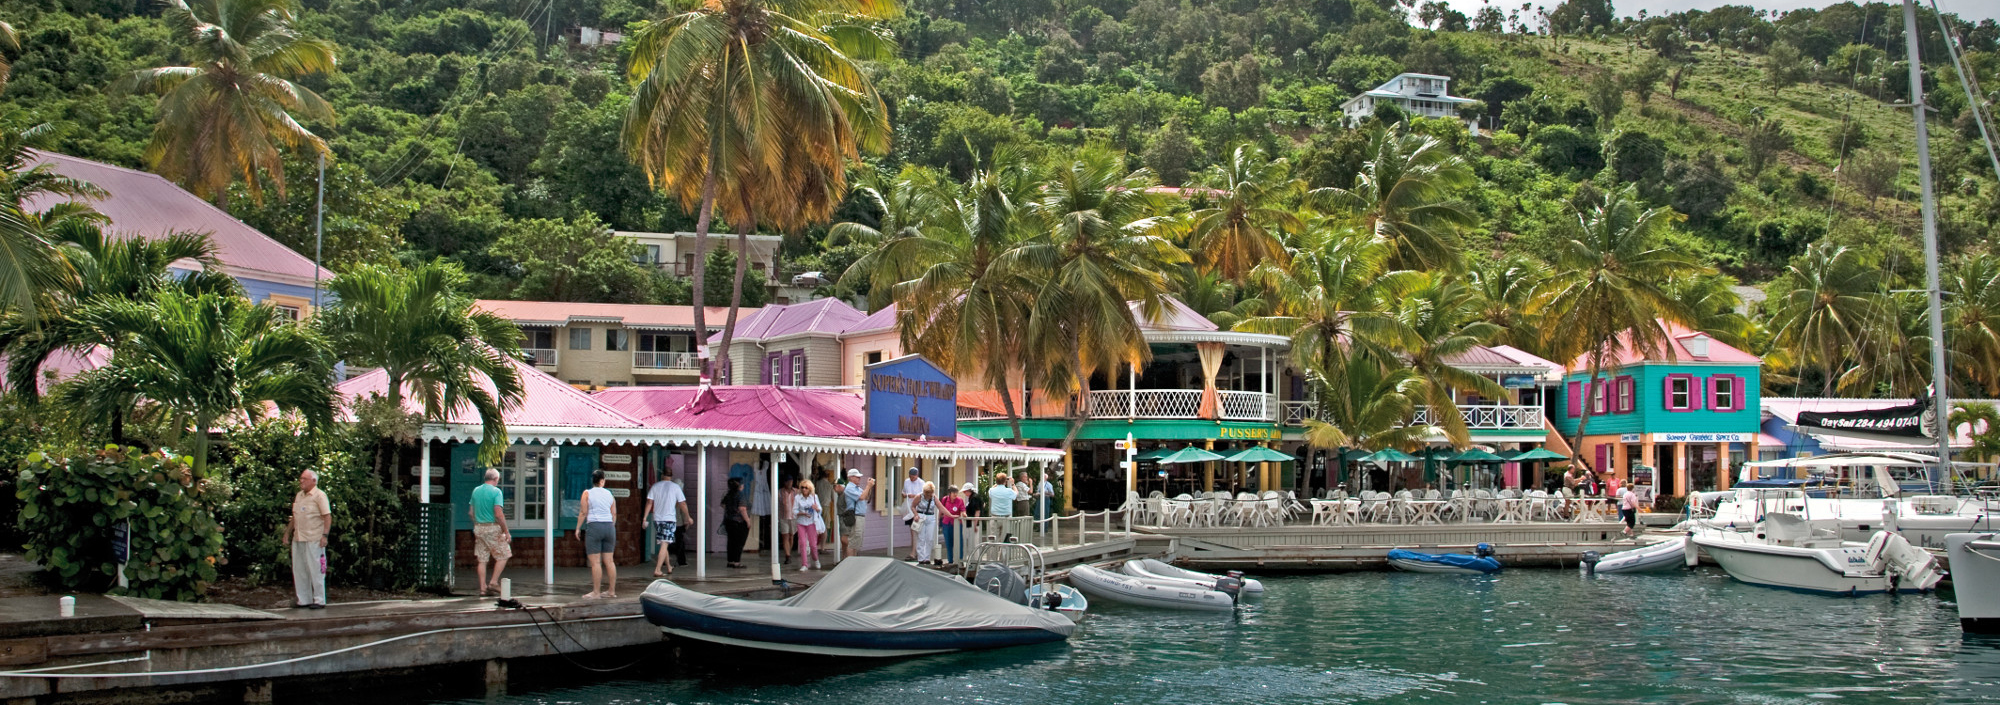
[432,568,2000,704]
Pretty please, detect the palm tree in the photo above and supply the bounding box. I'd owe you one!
[57,290,334,477]
[0,19,18,94]
[1765,242,1887,396]
[624,0,896,377]
[1298,352,1437,492]
[1950,402,2000,464]
[1172,267,1264,330]
[1003,147,1187,455]
[1533,185,1698,473]
[1385,273,1508,448]
[1183,144,1301,282]
[1836,292,1934,397]
[317,261,524,460]
[857,150,1038,443]
[114,0,336,204]
[0,124,91,318]
[834,165,952,309]
[1664,272,1753,350]
[1943,255,2000,395]
[1467,256,1546,353]
[1309,126,1477,272]
[1237,220,1414,426]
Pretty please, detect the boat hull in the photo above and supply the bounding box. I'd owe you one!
[1126,559,1266,594]
[1692,534,1896,595]
[1067,564,1235,612]
[1593,536,1692,574]
[1385,549,1502,574]
[641,594,1069,657]
[1947,533,2000,633]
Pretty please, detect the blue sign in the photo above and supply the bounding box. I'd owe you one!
[1501,374,1537,389]
[865,354,958,439]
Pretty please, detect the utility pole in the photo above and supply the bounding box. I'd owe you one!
[313,153,326,310]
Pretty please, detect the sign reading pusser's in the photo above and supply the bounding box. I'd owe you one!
[863,354,959,439]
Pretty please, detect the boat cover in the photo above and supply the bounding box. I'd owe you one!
[643,557,1074,637]
[1386,549,1502,572]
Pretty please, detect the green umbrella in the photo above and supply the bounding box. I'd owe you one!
[1156,446,1227,464]
[1134,447,1172,461]
[1339,449,1374,462]
[1221,446,1294,463]
[1449,448,1507,463]
[1362,448,1418,463]
[1510,448,1569,461]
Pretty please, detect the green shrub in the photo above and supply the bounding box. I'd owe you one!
[214,420,416,590]
[17,446,225,600]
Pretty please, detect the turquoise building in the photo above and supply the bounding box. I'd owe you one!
[1550,322,1761,497]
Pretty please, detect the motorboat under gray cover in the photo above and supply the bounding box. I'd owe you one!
[642,557,1074,653]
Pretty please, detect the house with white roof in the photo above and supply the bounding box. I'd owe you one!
[1338,73,1481,134]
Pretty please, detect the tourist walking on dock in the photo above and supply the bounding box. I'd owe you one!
[1617,483,1640,538]
[645,470,690,578]
[962,481,986,543]
[470,468,511,596]
[722,477,750,568]
[793,479,825,571]
[779,472,797,567]
[902,467,924,560]
[939,484,966,564]
[988,473,1018,542]
[912,482,940,565]
[574,470,617,599]
[813,467,836,561]
[286,469,332,609]
[1013,475,1032,521]
[841,469,874,558]
[1035,473,1055,522]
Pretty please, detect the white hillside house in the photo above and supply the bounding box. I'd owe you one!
[1339,73,1480,134]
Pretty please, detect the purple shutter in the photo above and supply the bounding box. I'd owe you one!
[1595,444,1610,473]
[799,353,809,386]
[761,354,775,384]
[1567,381,1582,417]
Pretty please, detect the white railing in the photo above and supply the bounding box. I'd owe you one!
[956,390,1282,422]
[633,351,700,370]
[1412,404,1544,429]
[523,348,558,367]
[948,509,1134,566]
[1280,400,1317,426]
[958,407,1009,420]
[1218,390,1275,421]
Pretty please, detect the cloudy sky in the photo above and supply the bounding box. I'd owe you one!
[1432,0,1999,24]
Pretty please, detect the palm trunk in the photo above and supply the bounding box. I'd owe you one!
[716,219,754,384]
[690,135,722,382]
[1568,356,1604,475]
[1058,336,1089,456]
[1822,339,1838,396]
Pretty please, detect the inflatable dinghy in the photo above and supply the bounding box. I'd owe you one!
[1120,558,1266,595]
[1067,564,1236,612]
[1386,544,1502,574]
[1584,535,1695,574]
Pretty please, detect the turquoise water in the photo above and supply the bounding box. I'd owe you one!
[437,568,2000,704]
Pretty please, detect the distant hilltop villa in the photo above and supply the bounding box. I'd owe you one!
[1339,73,1482,135]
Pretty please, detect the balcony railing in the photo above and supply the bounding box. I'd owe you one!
[524,348,558,367]
[633,351,701,371]
[959,389,1279,422]
[1279,402,1544,430]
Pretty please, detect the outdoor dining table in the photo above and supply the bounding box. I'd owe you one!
[1572,497,1613,523]
[1493,497,1530,522]
[1404,499,1449,524]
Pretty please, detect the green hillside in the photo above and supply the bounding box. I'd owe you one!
[0,0,1994,296]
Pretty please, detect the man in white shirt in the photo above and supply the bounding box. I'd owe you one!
[841,469,874,558]
[643,470,690,577]
[1035,473,1055,521]
[901,467,925,560]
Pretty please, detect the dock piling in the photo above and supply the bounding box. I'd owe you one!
[484,658,508,697]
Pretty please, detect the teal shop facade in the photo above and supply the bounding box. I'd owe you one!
[1551,326,1762,498]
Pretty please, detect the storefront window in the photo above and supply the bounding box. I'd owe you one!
[498,446,548,523]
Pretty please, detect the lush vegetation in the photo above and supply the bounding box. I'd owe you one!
[17,446,223,600]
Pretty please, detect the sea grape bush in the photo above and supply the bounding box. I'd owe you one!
[16,446,225,600]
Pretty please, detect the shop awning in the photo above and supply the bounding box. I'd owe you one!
[595,385,1062,463]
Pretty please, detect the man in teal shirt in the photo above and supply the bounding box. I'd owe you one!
[470,469,510,596]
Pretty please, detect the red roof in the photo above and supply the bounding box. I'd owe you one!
[336,355,641,429]
[25,151,332,286]
[475,300,741,330]
[1567,320,1761,369]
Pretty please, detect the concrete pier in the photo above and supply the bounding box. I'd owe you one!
[1145,522,1637,569]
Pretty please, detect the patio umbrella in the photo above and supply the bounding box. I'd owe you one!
[1222,446,1294,493]
[1448,448,1507,490]
[1134,447,1172,461]
[1362,448,1418,463]
[1507,448,1569,491]
[1156,446,1226,464]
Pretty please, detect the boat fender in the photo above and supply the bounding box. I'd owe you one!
[1579,550,1601,576]
[1214,571,1246,602]
[1475,543,1495,559]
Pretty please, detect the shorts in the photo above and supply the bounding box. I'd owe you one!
[847,515,866,538]
[653,520,677,544]
[473,522,512,561]
[1619,508,1637,528]
[584,521,616,555]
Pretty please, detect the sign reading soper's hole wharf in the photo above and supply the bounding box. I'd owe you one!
[864,354,959,439]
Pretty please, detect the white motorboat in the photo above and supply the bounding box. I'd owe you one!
[1691,504,1944,596]
[1585,535,1695,575]
[1946,533,2000,633]
[1066,564,1236,612]
[1025,583,1089,623]
[1119,558,1266,595]
[1714,455,1998,546]
[973,542,1090,623]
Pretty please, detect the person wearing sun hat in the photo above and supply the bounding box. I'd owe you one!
[840,468,873,558]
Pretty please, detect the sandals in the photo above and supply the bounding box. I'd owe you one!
[581,591,601,599]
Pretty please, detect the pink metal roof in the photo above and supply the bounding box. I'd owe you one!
[1442,345,1524,368]
[336,355,642,428]
[708,298,867,343]
[1489,345,1564,373]
[476,300,741,330]
[846,303,899,334]
[25,150,332,285]
[1567,320,1761,369]
[1133,296,1219,332]
[0,346,112,394]
[595,385,1004,448]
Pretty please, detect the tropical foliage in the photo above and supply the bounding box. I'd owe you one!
[17,446,225,600]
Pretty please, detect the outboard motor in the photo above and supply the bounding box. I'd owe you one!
[974,563,1029,605]
[1580,550,1602,576]
[1475,543,1495,559]
[1213,570,1247,602]
[1041,589,1065,611]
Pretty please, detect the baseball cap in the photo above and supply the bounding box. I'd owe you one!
[846,468,862,477]
[907,467,920,475]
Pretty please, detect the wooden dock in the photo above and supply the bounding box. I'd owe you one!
[1143,522,1638,570]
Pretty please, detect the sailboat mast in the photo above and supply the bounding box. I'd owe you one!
[1902,0,1952,489]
